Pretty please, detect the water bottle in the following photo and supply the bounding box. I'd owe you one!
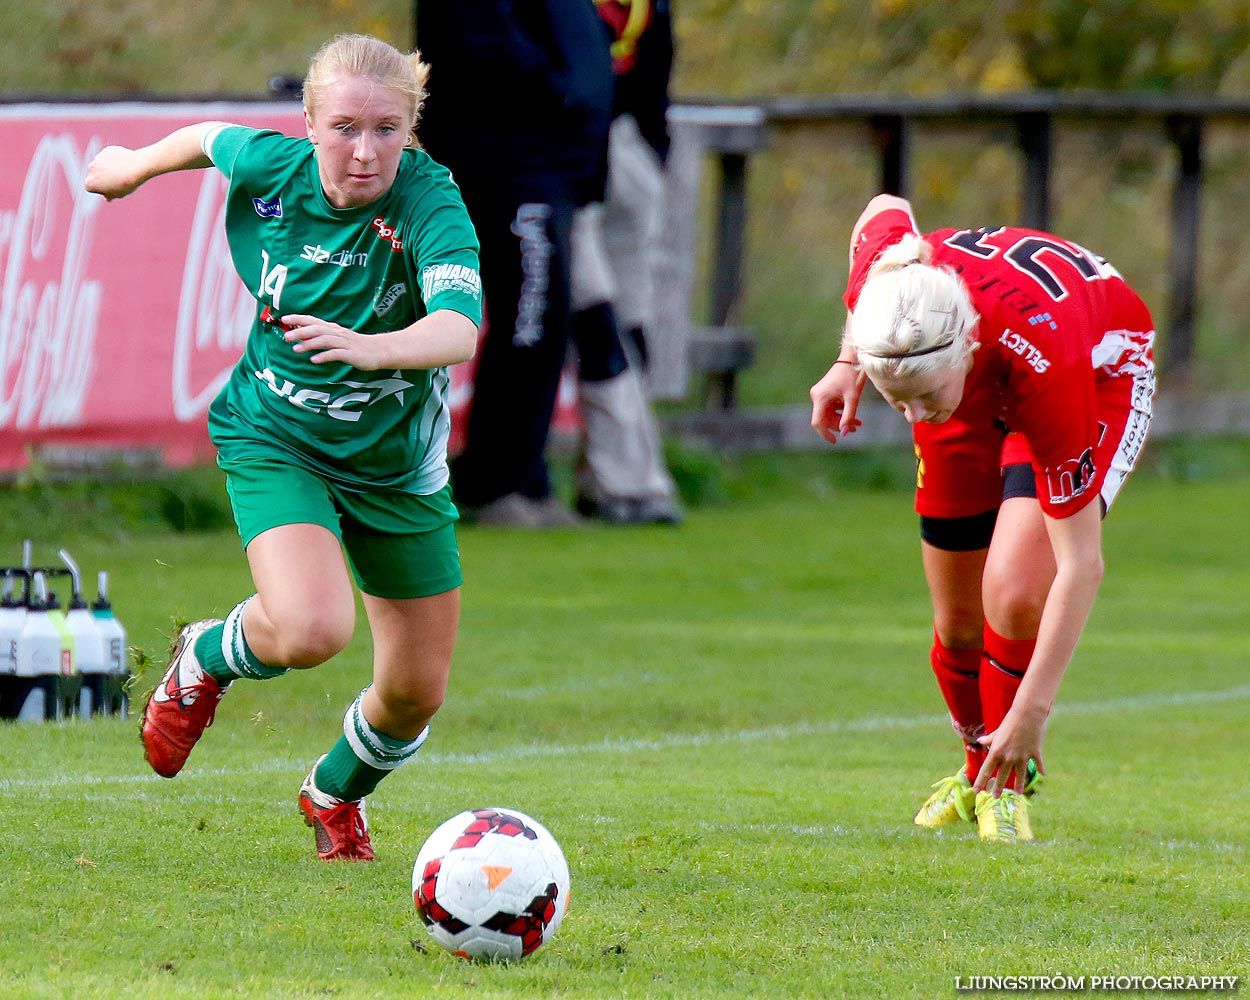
[65,595,102,669]
[15,572,64,721]
[0,572,26,676]
[46,585,75,677]
[68,593,105,715]
[92,571,130,717]
[58,550,106,715]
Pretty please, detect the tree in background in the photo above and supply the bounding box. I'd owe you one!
[1005,0,1250,92]
[5,1,1250,97]
[672,0,1250,96]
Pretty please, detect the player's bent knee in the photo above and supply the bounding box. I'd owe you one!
[982,572,1046,637]
[271,615,355,668]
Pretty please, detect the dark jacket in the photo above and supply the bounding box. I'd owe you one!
[417,0,613,205]
[599,0,674,164]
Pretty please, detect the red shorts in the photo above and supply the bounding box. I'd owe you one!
[913,368,1153,520]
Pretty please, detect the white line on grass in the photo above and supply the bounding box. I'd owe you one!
[688,819,1244,854]
[455,671,675,703]
[4,684,1248,794]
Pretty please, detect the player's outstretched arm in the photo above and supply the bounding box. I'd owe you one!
[975,501,1105,796]
[85,122,228,201]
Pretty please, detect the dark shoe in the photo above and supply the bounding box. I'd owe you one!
[463,494,543,527]
[528,496,584,528]
[635,496,683,525]
[578,494,683,526]
[464,493,581,528]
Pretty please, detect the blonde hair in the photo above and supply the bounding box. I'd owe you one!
[303,34,431,148]
[845,234,979,380]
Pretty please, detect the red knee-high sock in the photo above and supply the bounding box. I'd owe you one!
[980,623,1037,790]
[929,632,986,782]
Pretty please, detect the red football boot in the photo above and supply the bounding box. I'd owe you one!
[298,759,376,862]
[141,619,227,778]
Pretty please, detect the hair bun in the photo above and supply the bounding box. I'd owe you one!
[869,234,931,278]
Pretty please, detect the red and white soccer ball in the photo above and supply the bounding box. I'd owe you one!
[413,807,571,962]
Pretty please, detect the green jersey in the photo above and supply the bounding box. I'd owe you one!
[203,125,481,495]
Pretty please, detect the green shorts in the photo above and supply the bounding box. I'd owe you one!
[220,456,462,599]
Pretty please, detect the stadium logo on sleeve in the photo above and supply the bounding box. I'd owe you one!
[253,197,283,219]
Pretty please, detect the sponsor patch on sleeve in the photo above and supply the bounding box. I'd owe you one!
[253,197,283,219]
[421,263,482,301]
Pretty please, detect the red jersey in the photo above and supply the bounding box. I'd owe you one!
[845,208,1155,518]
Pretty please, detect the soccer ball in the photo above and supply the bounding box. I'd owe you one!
[412,807,571,962]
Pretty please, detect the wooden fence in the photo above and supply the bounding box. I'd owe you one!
[659,93,1250,410]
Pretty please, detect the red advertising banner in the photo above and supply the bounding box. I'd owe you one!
[0,102,576,473]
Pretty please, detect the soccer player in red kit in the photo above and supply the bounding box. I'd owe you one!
[810,195,1155,842]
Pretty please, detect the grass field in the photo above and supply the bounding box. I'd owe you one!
[0,444,1247,999]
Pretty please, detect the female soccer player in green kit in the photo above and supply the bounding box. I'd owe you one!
[84,34,482,861]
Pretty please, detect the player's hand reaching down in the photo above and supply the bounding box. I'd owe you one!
[809,360,866,445]
[975,705,1048,797]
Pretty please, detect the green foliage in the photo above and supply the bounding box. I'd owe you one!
[0,467,232,546]
[674,0,1028,96]
[1133,433,1250,481]
[0,450,1247,998]
[6,2,1250,98]
[1004,0,1250,91]
[675,0,1250,97]
[664,439,734,507]
[0,0,411,95]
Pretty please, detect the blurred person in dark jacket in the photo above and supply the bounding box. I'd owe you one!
[418,0,613,527]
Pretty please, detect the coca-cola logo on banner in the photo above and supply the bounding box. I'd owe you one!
[0,104,311,469]
[173,170,253,421]
[0,132,103,431]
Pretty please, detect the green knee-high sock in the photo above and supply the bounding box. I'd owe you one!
[315,689,430,801]
[315,735,388,802]
[193,597,289,684]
